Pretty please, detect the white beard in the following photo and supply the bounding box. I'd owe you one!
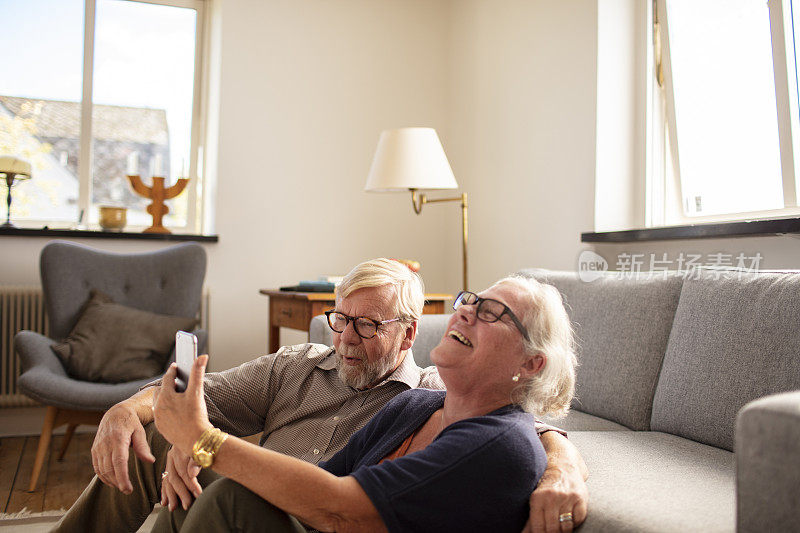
[336,346,400,389]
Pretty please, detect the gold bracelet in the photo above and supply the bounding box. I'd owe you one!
[192,427,228,468]
[212,430,229,454]
[206,428,226,455]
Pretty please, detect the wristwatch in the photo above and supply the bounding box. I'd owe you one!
[192,427,229,468]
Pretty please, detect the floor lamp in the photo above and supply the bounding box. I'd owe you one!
[364,128,469,291]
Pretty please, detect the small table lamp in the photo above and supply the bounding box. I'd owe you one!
[0,156,32,229]
[365,128,469,290]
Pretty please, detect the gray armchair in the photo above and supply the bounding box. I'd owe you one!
[14,240,207,491]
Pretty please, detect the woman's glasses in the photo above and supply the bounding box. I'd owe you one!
[453,291,530,341]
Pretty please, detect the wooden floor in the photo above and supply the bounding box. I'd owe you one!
[0,432,96,513]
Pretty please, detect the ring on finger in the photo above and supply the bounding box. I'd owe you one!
[162,471,169,479]
[559,512,574,523]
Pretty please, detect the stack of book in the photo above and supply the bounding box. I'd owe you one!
[279,276,343,293]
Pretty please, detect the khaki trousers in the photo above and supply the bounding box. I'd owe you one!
[53,423,221,532]
[151,477,307,533]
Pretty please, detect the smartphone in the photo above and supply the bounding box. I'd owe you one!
[175,331,198,393]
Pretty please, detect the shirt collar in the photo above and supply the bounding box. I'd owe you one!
[317,348,422,390]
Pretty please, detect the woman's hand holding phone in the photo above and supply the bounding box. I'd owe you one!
[155,331,208,510]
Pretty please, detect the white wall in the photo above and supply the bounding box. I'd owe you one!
[446,1,599,289]
[205,0,455,369]
[594,0,648,232]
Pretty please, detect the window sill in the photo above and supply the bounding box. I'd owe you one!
[0,226,218,243]
[581,217,800,243]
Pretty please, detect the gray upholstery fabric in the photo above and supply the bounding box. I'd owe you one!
[15,240,207,411]
[519,270,684,430]
[569,431,735,532]
[651,270,800,451]
[309,313,450,369]
[16,331,159,410]
[402,314,449,368]
[540,410,631,432]
[736,391,800,532]
[41,240,206,340]
[309,314,331,346]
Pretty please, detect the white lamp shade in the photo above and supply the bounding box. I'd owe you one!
[365,128,457,191]
[0,156,32,178]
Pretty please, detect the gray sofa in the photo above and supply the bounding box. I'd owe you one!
[310,269,800,532]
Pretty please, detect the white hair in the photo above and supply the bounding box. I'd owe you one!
[493,276,577,417]
[336,258,425,322]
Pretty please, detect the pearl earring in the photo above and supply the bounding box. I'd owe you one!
[512,373,520,382]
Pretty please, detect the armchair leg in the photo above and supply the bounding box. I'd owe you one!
[29,405,58,492]
[57,424,77,461]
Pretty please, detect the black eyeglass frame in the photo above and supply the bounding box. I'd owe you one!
[453,290,531,342]
[324,310,402,339]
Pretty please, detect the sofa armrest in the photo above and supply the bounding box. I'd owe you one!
[736,390,800,532]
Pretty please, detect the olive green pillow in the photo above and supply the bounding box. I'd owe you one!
[52,290,198,383]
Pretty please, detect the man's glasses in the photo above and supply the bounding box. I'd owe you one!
[453,291,530,341]
[325,311,402,339]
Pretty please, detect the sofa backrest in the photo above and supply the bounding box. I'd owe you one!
[520,269,684,431]
[651,270,800,451]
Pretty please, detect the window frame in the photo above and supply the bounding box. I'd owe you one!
[651,0,800,226]
[13,0,208,233]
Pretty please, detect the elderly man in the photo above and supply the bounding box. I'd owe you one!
[55,259,587,533]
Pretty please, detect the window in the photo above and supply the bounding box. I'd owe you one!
[652,0,800,225]
[0,0,206,232]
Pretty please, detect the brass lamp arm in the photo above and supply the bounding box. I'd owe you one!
[408,189,469,291]
[410,189,465,213]
[410,189,426,214]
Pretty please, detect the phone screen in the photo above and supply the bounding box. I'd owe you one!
[175,331,198,393]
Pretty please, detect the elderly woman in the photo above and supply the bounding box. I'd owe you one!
[152,275,577,532]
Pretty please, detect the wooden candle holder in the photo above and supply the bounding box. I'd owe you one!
[127,175,189,234]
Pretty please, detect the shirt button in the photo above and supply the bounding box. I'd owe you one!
[313,449,320,455]
[332,416,340,421]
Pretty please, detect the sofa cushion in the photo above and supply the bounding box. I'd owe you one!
[651,270,800,451]
[520,270,684,430]
[569,431,735,532]
[541,410,631,432]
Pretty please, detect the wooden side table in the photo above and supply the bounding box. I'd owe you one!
[260,290,452,354]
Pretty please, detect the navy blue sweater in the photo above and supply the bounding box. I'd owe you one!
[321,389,546,533]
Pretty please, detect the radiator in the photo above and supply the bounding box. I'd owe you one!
[0,286,47,407]
[0,286,210,408]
